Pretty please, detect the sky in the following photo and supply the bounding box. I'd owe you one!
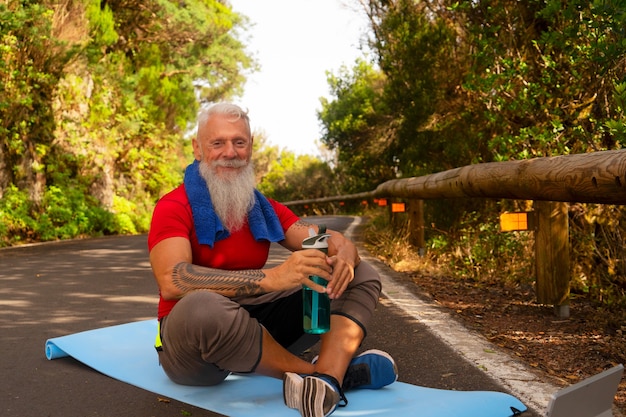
[228,0,369,156]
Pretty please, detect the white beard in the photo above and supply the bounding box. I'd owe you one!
[199,159,256,232]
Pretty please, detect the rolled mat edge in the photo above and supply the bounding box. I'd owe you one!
[45,340,69,360]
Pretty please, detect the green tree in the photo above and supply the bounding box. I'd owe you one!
[455,0,626,160]
[0,0,253,245]
[367,0,461,174]
[353,0,626,168]
[251,130,280,185]
[0,1,79,206]
[339,0,626,303]
[257,149,337,208]
[319,59,394,193]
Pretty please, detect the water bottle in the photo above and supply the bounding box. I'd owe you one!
[302,225,331,334]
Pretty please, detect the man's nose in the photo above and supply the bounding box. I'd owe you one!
[222,141,238,158]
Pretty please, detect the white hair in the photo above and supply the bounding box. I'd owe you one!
[197,102,251,136]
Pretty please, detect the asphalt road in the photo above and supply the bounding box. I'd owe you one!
[0,216,540,417]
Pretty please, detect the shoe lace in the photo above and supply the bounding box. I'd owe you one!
[342,363,370,391]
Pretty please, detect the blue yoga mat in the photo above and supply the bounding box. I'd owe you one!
[45,320,526,417]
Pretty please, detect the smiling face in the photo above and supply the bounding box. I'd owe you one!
[192,107,256,231]
[192,112,253,178]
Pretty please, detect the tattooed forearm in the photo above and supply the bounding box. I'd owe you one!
[172,262,266,297]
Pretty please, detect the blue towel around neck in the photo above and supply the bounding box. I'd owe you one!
[183,160,286,247]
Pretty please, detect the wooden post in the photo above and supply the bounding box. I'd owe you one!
[408,199,425,256]
[534,200,570,318]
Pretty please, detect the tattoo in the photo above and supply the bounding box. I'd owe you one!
[292,220,315,231]
[172,262,266,297]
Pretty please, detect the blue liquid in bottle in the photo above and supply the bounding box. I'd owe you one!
[303,275,331,334]
[302,225,331,334]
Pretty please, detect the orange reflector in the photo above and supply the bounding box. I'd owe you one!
[392,202,406,213]
[500,212,530,231]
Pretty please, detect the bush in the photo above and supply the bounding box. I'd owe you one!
[363,200,626,309]
[0,183,118,246]
[0,185,37,246]
[111,195,153,235]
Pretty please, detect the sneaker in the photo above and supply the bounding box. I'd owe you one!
[283,372,347,417]
[342,349,398,391]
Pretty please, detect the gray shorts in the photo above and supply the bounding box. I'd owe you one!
[158,261,381,386]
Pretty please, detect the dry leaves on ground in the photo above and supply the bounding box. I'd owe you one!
[407,271,626,415]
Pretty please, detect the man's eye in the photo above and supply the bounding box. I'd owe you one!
[212,141,224,148]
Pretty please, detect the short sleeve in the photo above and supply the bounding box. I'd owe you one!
[269,199,300,232]
[147,187,193,251]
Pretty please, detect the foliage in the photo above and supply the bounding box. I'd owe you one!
[36,184,113,241]
[435,207,535,286]
[0,185,36,245]
[569,204,626,305]
[362,209,428,270]
[248,131,337,211]
[323,0,626,305]
[456,0,626,160]
[257,149,338,212]
[319,59,396,192]
[369,0,461,173]
[364,199,534,281]
[323,0,626,171]
[0,0,79,205]
[0,0,252,245]
[3,0,626,309]
[0,183,116,247]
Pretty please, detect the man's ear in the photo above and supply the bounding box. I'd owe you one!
[192,138,202,161]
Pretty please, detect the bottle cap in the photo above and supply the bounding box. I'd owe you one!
[302,225,331,249]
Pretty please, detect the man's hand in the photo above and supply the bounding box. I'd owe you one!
[325,255,356,299]
[323,229,359,299]
[278,220,361,298]
[262,249,332,293]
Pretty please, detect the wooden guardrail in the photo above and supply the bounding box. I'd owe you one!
[283,149,626,205]
[282,150,626,317]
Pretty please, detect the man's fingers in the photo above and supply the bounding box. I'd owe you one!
[303,276,328,293]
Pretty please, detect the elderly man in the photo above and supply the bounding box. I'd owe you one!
[148,102,397,417]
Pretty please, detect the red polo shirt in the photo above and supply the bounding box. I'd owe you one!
[148,185,299,318]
